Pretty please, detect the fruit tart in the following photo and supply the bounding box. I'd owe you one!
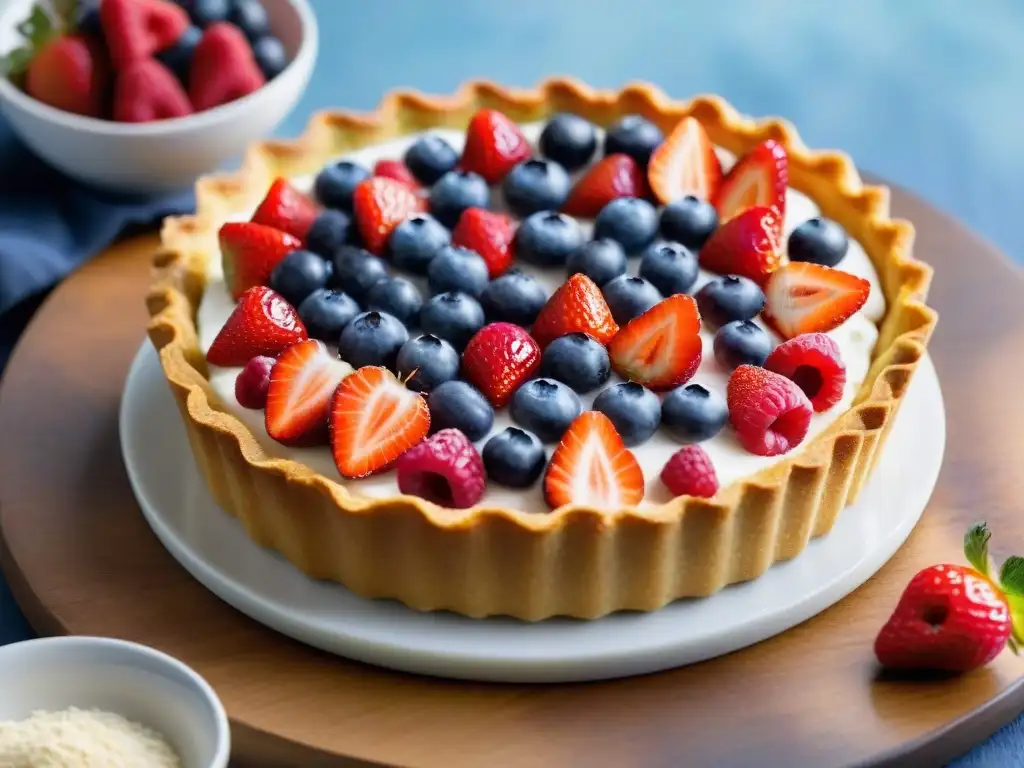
[147,79,937,620]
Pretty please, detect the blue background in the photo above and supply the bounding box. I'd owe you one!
[2,0,1023,765]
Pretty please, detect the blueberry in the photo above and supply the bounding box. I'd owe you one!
[603,115,664,168]
[229,0,269,40]
[713,320,773,370]
[305,210,353,259]
[482,428,546,488]
[539,113,597,172]
[515,211,584,267]
[502,159,571,217]
[510,378,582,443]
[594,197,659,255]
[337,311,409,370]
[694,275,765,329]
[430,170,489,227]
[659,196,719,251]
[395,334,460,393]
[639,242,699,297]
[269,250,332,307]
[404,134,459,186]
[177,0,229,27]
[74,0,103,36]
[427,246,489,298]
[252,35,288,80]
[365,277,423,327]
[427,381,494,442]
[602,275,663,324]
[593,382,662,446]
[330,246,388,303]
[479,269,548,326]
[315,161,371,212]
[297,289,360,342]
[566,238,627,287]
[156,25,202,82]
[419,292,485,351]
[661,383,728,442]
[386,213,449,275]
[788,217,849,267]
[539,333,610,394]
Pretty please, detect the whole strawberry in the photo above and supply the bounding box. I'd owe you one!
[874,523,1023,673]
[461,322,541,408]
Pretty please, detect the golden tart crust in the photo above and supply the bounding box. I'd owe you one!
[146,78,937,621]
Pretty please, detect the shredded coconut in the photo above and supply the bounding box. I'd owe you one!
[0,707,182,768]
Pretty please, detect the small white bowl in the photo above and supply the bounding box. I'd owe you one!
[0,636,230,768]
[0,0,318,194]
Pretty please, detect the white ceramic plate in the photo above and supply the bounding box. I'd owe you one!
[120,340,944,683]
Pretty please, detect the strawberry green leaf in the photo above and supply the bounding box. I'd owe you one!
[0,46,35,78]
[1,3,63,81]
[999,556,1024,596]
[963,522,992,578]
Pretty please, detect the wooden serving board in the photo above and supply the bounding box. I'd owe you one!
[2,182,1023,768]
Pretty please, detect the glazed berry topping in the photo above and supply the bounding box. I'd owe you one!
[365,277,424,327]
[418,291,485,351]
[515,211,584,267]
[230,0,270,39]
[427,245,490,298]
[594,197,659,255]
[373,159,419,188]
[566,238,627,287]
[269,249,333,308]
[787,217,849,267]
[386,214,450,275]
[695,275,766,329]
[156,25,202,82]
[426,380,494,442]
[539,332,611,394]
[482,427,546,488]
[234,355,275,409]
[337,310,409,370]
[396,428,486,509]
[502,159,571,218]
[479,269,548,327]
[713,320,773,371]
[395,334,460,394]
[510,378,583,443]
[330,246,388,302]
[305,210,353,259]
[352,176,426,255]
[602,275,663,325]
[659,195,719,251]
[460,108,533,185]
[451,208,515,278]
[179,0,230,27]
[593,382,662,447]
[404,134,459,186]
[562,154,643,219]
[727,364,812,457]
[539,113,598,172]
[764,333,847,412]
[461,322,542,409]
[252,35,288,79]
[315,160,370,212]
[660,445,719,498]
[531,273,619,349]
[661,383,728,443]
[638,241,699,297]
[430,170,490,228]
[297,288,360,343]
[207,287,306,367]
[603,115,664,168]
[700,205,785,285]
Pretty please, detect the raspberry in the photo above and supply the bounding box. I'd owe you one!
[727,364,812,456]
[764,332,846,412]
[234,355,276,409]
[660,445,719,498]
[396,428,486,508]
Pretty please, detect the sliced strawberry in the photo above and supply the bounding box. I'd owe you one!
[713,139,788,235]
[329,366,431,478]
[459,108,532,185]
[219,221,302,300]
[762,263,871,339]
[352,176,428,255]
[531,273,618,349]
[206,286,307,367]
[250,178,319,243]
[647,117,723,205]
[607,294,702,391]
[373,159,419,189]
[544,411,644,510]
[265,340,352,446]
[699,205,785,285]
[451,208,515,278]
[561,154,643,218]
[461,323,541,408]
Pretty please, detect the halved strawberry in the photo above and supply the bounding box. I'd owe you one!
[352,176,428,255]
[451,208,515,278]
[762,263,871,339]
[329,366,431,478]
[607,294,702,391]
[713,139,788,235]
[462,322,541,408]
[373,159,419,189]
[219,221,302,300]
[206,286,307,367]
[561,154,642,218]
[250,178,320,243]
[543,411,644,510]
[647,117,723,205]
[459,108,532,185]
[530,273,618,349]
[265,340,352,446]
[699,205,785,285]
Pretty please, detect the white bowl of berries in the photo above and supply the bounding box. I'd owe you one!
[0,0,317,194]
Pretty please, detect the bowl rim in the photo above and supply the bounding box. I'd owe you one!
[0,0,318,137]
